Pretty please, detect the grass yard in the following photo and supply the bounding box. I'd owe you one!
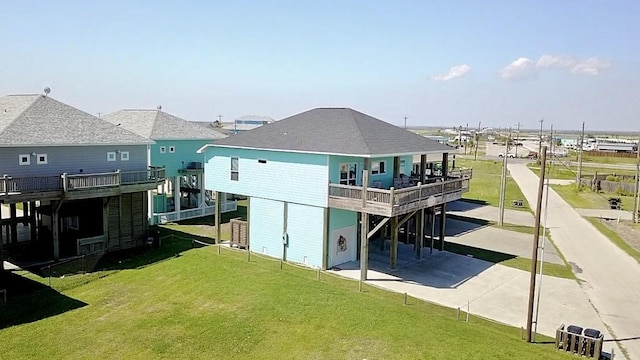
[528,163,636,180]
[551,184,635,210]
[567,152,639,165]
[455,159,530,211]
[586,218,640,264]
[0,245,569,360]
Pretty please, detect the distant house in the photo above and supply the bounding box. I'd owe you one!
[0,94,165,266]
[222,115,274,134]
[199,108,470,280]
[103,109,237,224]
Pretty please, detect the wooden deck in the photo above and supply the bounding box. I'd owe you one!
[0,168,165,203]
[328,177,469,217]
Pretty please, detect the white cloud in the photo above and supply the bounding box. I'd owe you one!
[431,64,471,81]
[569,57,612,75]
[499,57,535,80]
[501,54,612,80]
[537,54,612,75]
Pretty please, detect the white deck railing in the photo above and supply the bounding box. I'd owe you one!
[153,201,238,224]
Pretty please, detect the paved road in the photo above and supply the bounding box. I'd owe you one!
[447,200,535,227]
[509,162,640,359]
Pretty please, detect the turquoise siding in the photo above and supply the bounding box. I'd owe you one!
[151,139,209,177]
[328,208,358,267]
[249,197,285,259]
[286,203,324,267]
[204,147,329,208]
[328,155,413,188]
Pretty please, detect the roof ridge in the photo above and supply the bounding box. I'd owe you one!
[9,95,42,129]
[349,109,374,154]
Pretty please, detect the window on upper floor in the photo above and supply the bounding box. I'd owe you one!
[372,161,386,175]
[230,157,239,181]
[160,146,166,154]
[107,152,116,162]
[169,146,175,153]
[19,154,30,165]
[37,154,48,164]
[120,151,129,161]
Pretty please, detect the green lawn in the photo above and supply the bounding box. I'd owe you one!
[0,245,570,360]
[551,184,635,210]
[567,151,639,165]
[455,159,530,211]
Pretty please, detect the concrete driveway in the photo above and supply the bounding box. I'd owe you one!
[509,162,640,359]
[330,241,621,357]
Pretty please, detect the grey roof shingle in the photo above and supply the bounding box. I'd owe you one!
[210,108,453,156]
[103,110,227,140]
[0,94,153,147]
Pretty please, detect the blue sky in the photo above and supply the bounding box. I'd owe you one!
[1,1,638,131]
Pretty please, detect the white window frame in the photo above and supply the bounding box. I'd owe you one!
[371,161,386,175]
[169,146,176,153]
[230,157,239,181]
[36,153,48,164]
[120,151,130,161]
[159,146,166,154]
[19,154,31,165]
[107,152,117,162]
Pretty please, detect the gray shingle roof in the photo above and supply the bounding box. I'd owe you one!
[0,94,153,147]
[210,108,453,156]
[103,110,227,140]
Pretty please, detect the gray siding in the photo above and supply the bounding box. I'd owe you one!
[0,145,148,177]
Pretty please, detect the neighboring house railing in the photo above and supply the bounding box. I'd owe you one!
[0,174,63,194]
[152,201,238,224]
[0,167,166,196]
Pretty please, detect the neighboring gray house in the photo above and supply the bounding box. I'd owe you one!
[103,109,236,224]
[0,94,166,268]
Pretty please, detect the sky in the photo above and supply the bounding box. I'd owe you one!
[1,1,638,131]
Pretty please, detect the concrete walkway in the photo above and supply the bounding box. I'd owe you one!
[509,162,640,359]
[330,244,621,357]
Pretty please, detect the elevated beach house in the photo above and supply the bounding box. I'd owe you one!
[103,109,237,225]
[0,94,165,267]
[199,108,470,280]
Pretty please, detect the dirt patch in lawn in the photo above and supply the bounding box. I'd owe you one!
[603,220,640,252]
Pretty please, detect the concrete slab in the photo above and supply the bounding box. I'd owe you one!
[330,247,621,357]
[445,219,564,265]
[447,200,535,227]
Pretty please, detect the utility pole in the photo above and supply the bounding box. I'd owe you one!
[465,123,469,155]
[577,122,585,190]
[498,128,511,226]
[549,124,554,172]
[538,119,544,162]
[474,121,481,161]
[634,134,640,223]
[458,126,462,150]
[526,145,547,343]
[515,122,521,158]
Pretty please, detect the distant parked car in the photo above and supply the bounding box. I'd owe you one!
[498,153,515,158]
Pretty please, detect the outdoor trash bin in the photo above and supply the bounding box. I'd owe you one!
[566,325,583,352]
[608,198,621,210]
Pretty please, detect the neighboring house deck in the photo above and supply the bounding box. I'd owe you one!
[0,94,164,265]
[103,109,237,225]
[200,107,470,279]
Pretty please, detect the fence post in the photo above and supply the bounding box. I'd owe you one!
[457,307,460,321]
[390,187,395,206]
[466,300,470,322]
[62,173,68,192]
[1,174,7,194]
[116,169,121,186]
[317,268,320,280]
[403,292,408,305]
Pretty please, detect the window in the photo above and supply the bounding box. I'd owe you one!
[63,216,79,231]
[339,163,357,185]
[107,152,116,161]
[230,157,239,181]
[159,146,166,154]
[120,151,129,161]
[37,154,48,164]
[371,161,386,175]
[169,146,176,153]
[19,154,31,165]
